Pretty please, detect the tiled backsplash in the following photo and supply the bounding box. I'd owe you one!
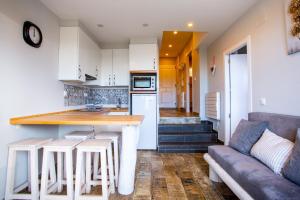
[64,84,129,106]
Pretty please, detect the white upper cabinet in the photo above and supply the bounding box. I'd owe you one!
[113,49,129,86]
[59,26,100,82]
[100,49,113,86]
[129,43,158,71]
[87,49,129,86]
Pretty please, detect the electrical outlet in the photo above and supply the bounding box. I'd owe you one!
[260,98,267,106]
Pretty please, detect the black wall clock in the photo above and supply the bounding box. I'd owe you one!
[23,21,43,48]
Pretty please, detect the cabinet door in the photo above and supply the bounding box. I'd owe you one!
[113,49,129,86]
[78,29,90,81]
[59,27,81,81]
[100,49,113,86]
[129,44,158,71]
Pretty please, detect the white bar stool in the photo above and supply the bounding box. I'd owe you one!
[75,139,115,200]
[40,139,82,200]
[94,132,120,186]
[5,138,53,200]
[64,131,95,140]
[64,131,95,192]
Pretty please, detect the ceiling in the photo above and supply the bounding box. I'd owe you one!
[160,31,193,58]
[40,0,258,48]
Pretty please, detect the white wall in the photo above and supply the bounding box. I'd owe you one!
[199,46,208,119]
[0,0,64,197]
[207,0,300,141]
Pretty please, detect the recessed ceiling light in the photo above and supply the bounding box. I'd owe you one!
[165,53,169,56]
[187,23,193,28]
[168,44,173,48]
[142,23,149,27]
[97,24,104,28]
[173,31,178,35]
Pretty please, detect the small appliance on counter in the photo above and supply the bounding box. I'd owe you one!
[130,72,158,150]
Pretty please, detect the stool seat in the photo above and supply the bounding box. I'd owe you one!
[77,139,111,150]
[95,132,120,139]
[43,139,81,149]
[8,138,52,149]
[65,131,94,140]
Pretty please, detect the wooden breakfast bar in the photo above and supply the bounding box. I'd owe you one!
[10,109,144,195]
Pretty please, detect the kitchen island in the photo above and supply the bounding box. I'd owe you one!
[10,108,144,195]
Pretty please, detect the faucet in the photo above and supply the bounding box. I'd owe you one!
[117,98,122,109]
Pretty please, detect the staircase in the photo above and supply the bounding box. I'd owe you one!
[158,120,219,153]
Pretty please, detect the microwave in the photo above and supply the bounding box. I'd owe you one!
[131,74,157,91]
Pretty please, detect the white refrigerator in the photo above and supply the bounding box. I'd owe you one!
[131,94,157,150]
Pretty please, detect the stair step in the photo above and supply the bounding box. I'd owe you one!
[159,117,201,124]
[158,122,213,134]
[158,142,218,153]
[158,132,217,143]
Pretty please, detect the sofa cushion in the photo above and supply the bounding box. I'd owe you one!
[229,119,268,155]
[283,129,300,186]
[251,129,294,175]
[208,145,300,200]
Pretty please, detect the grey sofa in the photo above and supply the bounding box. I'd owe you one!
[204,112,300,200]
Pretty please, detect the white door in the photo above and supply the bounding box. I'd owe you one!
[129,44,158,71]
[113,49,129,86]
[159,65,176,108]
[132,94,157,150]
[230,54,249,136]
[100,49,113,86]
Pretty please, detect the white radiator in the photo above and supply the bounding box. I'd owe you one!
[205,92,221,120]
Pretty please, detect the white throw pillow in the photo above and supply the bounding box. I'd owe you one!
[250,129,294,175]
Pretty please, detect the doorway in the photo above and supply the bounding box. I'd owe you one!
[159,65,177,108]
[224,37,252,144]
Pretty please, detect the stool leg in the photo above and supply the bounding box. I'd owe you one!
[5,148,16,200]
[49,152,57,185]
[30,149,39,200]
[28,152,31,192]
[57,152,63,192]
[75,150,83,199]
[93,152,99,180]
[113,140,119,186]
[66,150,74,200]
[101,150,108,200]
[40,149,49,200]
[107,145,115,194]
[86,152,92,193]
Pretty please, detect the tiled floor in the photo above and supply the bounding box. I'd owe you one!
[26,151,237,200]
[160,108,199,118]
[109,151,238,200]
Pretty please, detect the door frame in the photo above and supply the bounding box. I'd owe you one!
[223,36,253,145]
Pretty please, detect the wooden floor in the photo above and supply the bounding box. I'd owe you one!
[110,151,238,200]
[160,109,199,118]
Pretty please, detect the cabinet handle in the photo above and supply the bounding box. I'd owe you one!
[96,68,98,77]
[109,75,111,86]
[78,66,82,79]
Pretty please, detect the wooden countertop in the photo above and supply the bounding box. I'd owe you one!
[10,108,144,126]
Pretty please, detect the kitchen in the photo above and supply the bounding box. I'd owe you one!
[1,0,159,199]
